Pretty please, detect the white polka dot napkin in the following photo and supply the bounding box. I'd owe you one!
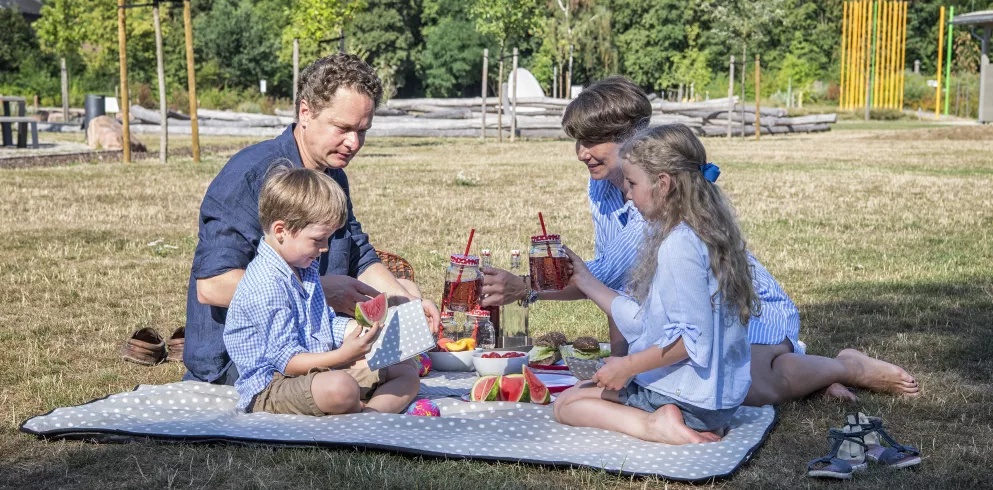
[365,300,435,371]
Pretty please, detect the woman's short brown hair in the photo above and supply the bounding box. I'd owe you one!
[295,53,384,119]
[561,76,653,144]
[259,162,348,234]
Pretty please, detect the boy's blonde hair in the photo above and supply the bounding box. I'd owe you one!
[259,163,348,234]
[621,124,758,326]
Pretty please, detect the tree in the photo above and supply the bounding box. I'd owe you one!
[607,0,696,93]
[283,0,365,65]
[346,0,421,98]
[195,0,290,95]
[471,0,543,139]
[35,0,85,120]
[418,0,494,97]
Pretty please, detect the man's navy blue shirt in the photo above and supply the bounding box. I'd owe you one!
[183,125,381,384]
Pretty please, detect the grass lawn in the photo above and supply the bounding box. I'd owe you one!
[1,125,991,488]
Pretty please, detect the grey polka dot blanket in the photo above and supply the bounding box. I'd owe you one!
[20,372,776,481]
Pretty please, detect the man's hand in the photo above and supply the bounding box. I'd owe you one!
[321,275,380,314]
[591,356,634,391]
[339,321,382,362]
[480,267,527,307]
[420,299,441,334]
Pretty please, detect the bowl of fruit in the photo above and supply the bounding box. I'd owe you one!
[472,350,529,376]
[427,338,479,371]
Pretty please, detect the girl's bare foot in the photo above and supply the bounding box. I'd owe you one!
[644,405,713,445]
[823,382,858,402]
[836,349,920,397]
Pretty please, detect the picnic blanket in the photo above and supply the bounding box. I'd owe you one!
[21,372,776,481]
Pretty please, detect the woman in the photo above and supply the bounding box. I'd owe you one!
[481,76,919,405]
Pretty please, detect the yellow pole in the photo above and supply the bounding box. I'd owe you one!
[886,1,895,108]
[846,1,855,109]
[891,1,900,108]
[935,5,945,119]
[117,0,130,163]
[857,1,872,107]
[854,0,863,109]
[840,1,849,109]
[898,1,908,110]
[884,2,893,107]
[885,0,893,107]
[872,2,887,107]
[183,0,200,163]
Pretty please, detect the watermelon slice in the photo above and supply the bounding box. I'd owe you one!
[355,293,389,327]
[522,366,550,405]
[470,375,500,402]
[498,374,530,402]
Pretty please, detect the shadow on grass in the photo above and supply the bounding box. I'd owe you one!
[800,278,993,384]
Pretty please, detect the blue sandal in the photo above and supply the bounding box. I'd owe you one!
[845,412,922,469]
[807,428,869,479]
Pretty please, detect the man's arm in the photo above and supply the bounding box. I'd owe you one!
[196,269,245,307]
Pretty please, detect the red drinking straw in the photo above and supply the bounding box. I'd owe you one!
[446,228,476,306]
[538,212,553,257]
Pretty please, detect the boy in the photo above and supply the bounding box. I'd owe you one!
[224,165,420,415]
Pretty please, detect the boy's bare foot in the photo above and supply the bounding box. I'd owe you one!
[644,405,715,445]
[836,349,920,397]
[823,383,858,402]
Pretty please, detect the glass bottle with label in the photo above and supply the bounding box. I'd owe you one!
[479,249,501,345]
[466,309,495,350]
[500,250,530,348]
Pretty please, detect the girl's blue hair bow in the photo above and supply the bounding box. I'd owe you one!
[699,163,721,183]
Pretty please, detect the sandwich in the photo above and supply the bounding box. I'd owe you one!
[528,332,567,366]
[570,337,602,360]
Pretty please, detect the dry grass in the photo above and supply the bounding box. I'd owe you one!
[1,128,991,488]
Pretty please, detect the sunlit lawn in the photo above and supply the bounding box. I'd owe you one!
[1,125,991,488]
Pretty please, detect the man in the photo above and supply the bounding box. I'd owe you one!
[185,53,439,385]
[481,76,919,405]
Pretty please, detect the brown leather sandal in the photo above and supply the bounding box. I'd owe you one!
[121,327,166,366]
[166,327,185,363]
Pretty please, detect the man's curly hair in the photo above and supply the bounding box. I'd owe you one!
[295,53,383,119]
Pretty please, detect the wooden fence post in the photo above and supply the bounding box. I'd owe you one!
[481,49,488,140]
[511,47,518,142]
[117,0,131,163]
[293,38,299,106]
[153,0,167,163]
[727,55,734,139]
[755,54,761,140]
[183,0,200,162]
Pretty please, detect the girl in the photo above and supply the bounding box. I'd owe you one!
[553,124,755,444]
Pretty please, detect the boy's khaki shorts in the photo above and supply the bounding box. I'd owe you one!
[249,365,384,416]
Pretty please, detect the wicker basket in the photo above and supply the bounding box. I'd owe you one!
[375,249,415,281]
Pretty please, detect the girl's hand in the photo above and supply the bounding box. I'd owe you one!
[561,246,594,289]
[591,356,634,391]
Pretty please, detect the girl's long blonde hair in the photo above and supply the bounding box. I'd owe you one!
[622,124,759,325]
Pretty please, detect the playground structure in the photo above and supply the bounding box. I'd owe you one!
[839,0,908,112]
[952,10,993,124]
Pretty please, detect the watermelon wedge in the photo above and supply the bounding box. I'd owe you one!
[498,374,530,402]
[522,366,550,405]
[470,375,500,401]
[355,293,389,327]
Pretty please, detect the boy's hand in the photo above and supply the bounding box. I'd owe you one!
[591,356,634,391]
[561,246,594,289]
[340,321,381,361]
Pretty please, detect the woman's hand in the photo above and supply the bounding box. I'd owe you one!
[591,356,634,391]
[561,246,594,290]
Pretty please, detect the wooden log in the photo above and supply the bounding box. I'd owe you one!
[375,108,407,116]
[415,108,473,119]
[275,108,295,118]
[519,128,567,139]
[734,104,787,117]
[653,97,738,112]
[387,96,569,110]
[786,123,831,133]
[196,108,289,122]
[777,113,837,125]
